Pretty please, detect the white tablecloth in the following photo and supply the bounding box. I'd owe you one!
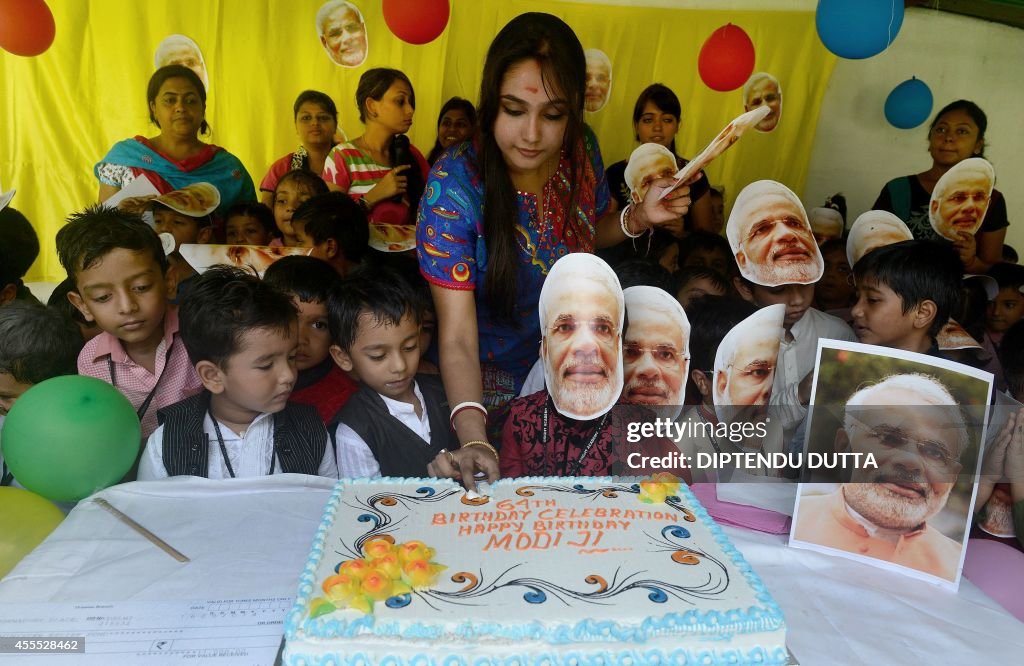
[1,475,1021,665]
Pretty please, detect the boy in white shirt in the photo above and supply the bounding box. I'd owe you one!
[327,267,457,478]
[138,266,336,480]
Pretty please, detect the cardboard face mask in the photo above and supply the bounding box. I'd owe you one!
[624,143,678,205]
[540,254,624,420]
[658,106,770,201]
[179,244,312,278]
[584,48,612,113]
[622,286,691,407]
[743,72,783,133]
[148,182,220,217]
[712,303,784,422]
[929,157,995,241]
[936,319,983,351]
[808,207,844,246]
[846,211,913,267]
[726,181,823,287]
[318,1,369,68]
[154,34,209,91]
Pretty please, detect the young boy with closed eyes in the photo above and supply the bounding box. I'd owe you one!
[56,206,203,440]
[327,267,457,478]
[138,266,336,480]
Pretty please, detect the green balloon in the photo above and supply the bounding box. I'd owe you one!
[1,376,141,502]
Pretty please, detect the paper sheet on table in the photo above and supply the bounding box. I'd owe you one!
[0,597,291,664]
[715,474,798,515]
[658,105,771,201]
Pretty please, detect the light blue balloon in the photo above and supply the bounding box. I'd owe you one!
[816,0,905,60]
[884,77,934,129]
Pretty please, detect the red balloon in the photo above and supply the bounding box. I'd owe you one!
[382,0,451,46]
[697,24,756,92]
[0,0,56,57]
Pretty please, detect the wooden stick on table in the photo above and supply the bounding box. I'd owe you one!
[93,497,190,563]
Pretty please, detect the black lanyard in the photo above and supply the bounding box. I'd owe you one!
[697,404,723,454]
[209,411,276,478]
[542,399,608,477]
[107,344,174,421]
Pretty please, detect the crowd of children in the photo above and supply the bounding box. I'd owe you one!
[3,194,1023,499]
[1,16,1023,556]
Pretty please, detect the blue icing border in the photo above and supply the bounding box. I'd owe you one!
[284,645,790,666]
[285,477,786,664]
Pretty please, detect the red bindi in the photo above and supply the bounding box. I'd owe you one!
[525,86,539,94]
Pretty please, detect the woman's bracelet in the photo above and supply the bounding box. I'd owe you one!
[619,204,644,238]
[462,440,500,460]
[450,401,488,431]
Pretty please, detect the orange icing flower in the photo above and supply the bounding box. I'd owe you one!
[329,540,446,614]
[397,540,434,564]
[322,573,359,604]
[361,569,397,601]
[639,483,668,504]
[363,537,397,559]
[338,558,371,579]
[369,553,402,579]
[322,573,353,594]
[402,558,446,590]
[639,473,681,504]
[348,595,373,615]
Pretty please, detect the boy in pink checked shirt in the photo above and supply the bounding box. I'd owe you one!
[57,206,202,441]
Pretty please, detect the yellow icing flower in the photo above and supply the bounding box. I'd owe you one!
[402,558,447,590]
[322,573,360,604]
[361,569,397,601]
[639,473,681,503]
[639,483,668,504]
[338,558,371,579]
[397,540,434,564]
[348,594,373,615]
[363,537,397,559]
[369,552,402,579]
[327,540,446,615]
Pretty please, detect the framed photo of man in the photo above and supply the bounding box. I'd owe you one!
[790,339,993,590]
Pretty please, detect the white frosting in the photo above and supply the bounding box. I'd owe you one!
[284,477,788,665]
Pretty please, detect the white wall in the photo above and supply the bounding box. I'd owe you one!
[804,8,1024,253]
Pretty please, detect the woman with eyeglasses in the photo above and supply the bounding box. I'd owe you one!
[872,100,1007,272]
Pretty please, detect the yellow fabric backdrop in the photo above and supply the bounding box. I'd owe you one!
[0,0,835,282]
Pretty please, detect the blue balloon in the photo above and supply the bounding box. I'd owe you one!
[884,77,934,129]
[816,0,904,59]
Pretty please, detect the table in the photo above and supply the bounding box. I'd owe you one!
[1,475,1021,665]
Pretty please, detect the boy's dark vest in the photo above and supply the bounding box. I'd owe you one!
[157,392,327,477]
[331,374,457,477]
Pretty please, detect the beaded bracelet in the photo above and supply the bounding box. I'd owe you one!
[619,204,643,238]
[462,440,500,460]
[449,401,488,431]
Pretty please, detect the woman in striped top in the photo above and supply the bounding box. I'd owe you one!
[323,68,429,254]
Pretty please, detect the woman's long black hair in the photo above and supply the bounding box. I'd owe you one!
[477,13,586,323]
